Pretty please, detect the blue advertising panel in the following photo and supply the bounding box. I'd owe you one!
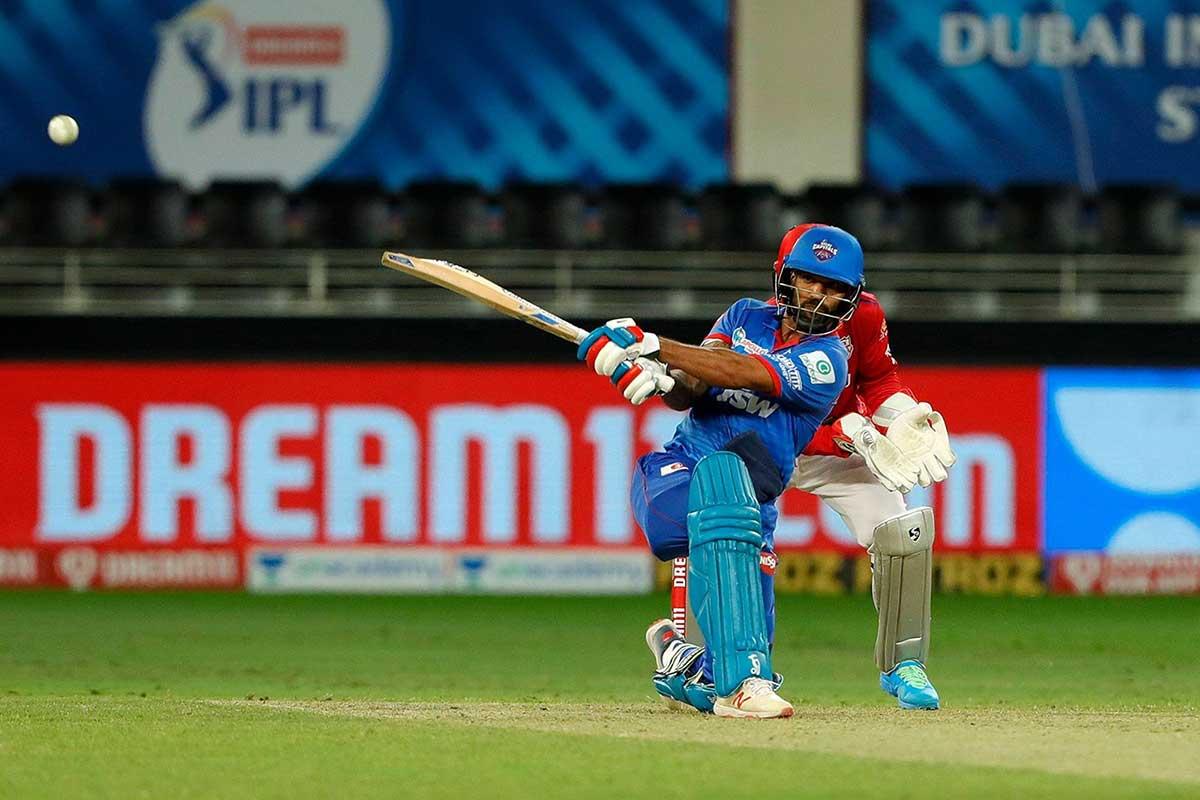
[1044,368,1200,554]
[866,1,1200,191]
[0,0,728,189]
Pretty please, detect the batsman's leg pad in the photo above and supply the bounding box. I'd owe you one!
[871,506,934,672]
[686,451,771,697]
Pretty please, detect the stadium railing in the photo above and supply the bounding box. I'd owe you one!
[0,246,1197,323]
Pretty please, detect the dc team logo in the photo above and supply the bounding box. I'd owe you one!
[145,0,393,188]
[812,240,838,262]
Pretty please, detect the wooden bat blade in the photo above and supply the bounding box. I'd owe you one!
[381,251,587,344]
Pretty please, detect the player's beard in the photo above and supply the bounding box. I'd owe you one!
[788,295,830,334]
[794,299,824,330]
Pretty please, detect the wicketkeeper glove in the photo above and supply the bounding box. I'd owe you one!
[883,402,957,488]
[832,412,922,494]
[576,318,661,378]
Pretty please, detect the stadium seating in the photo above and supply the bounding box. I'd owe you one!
[898,184,988,253]
[1098,184,1183,255]
[297,180,393,248]
[3,178,94,246]
[697,183,782,251]
[0,177,1191,256]
[801,183,892,252]
[599,183,690,250]
[105,178,191,248]
[998,184,1084,254]
[202,180,289,248]
[401,181,493,249]
[501,182,590,249]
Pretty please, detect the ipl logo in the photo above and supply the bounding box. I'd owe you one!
[144,0,392,188]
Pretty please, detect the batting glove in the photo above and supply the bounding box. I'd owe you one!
[832,413,922,494]
[576,318,661,378]
[614,357,676,405]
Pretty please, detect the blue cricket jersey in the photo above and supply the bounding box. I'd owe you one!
[661,298,849,491]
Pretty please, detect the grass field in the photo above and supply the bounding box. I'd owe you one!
[1,592,1197,798]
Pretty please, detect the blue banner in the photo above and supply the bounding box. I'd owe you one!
[0,0,728,189]
[866,1,1200,191]
[1044,367,1200,555]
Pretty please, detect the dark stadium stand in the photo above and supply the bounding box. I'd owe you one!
[0,179,1194,334]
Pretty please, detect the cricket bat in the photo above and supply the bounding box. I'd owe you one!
[381,250,700,643]
[380,251,588,345]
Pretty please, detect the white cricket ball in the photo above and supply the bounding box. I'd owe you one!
[48,114,79,146]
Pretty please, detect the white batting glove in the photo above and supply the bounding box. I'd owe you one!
[616,358,676,405]
[884,402,957,488]
[579,318,661,378]
[832,413,921,494]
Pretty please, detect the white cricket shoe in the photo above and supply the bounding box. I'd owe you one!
[713,677,794,719]
[644,619,702,675]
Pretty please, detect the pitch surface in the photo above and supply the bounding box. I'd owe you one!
[1,593,1197,798]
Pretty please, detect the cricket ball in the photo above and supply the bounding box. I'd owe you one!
[48,115,79,147]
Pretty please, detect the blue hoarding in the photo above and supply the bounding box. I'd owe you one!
[0,0,728,189]
[866,1,1200,191]
[1044,367,1200,555]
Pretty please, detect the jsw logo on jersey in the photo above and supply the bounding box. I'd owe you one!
[144,0,392,188]
[715,389,779,418]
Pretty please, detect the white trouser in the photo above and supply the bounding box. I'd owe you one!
[788,454,908,548]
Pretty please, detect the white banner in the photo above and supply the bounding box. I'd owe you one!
[246,547,653,594]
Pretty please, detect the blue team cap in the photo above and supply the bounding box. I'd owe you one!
[780,224,864,289]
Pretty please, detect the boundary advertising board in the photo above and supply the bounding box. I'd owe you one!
[11,362,1190,595]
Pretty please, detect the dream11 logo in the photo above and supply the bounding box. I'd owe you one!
[144,0,392,187]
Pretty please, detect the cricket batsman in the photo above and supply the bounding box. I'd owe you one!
[577,224,955,717]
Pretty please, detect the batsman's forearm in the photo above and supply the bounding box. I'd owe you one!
[661,369,707,410]
[657,338,774,393]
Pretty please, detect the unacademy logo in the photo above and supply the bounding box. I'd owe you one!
[256,552,287,585]
[144,0,392,188]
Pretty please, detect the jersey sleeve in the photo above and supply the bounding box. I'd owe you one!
[751,341,848,416]
[853,299,914,416]
[702,298,749,346]
[801,423,844,458]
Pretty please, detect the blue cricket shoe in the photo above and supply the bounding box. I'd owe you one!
[646,619,714,713]
[880,659,940,710]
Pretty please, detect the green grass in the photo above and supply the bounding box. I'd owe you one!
[1,592,1198,798]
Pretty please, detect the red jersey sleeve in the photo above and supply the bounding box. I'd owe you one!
[802,423,842,457]
[799,295,913,459]
[851,296,914,418]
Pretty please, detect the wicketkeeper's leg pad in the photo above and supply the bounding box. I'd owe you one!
[686,451,771,697]
[871,506,934,672]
